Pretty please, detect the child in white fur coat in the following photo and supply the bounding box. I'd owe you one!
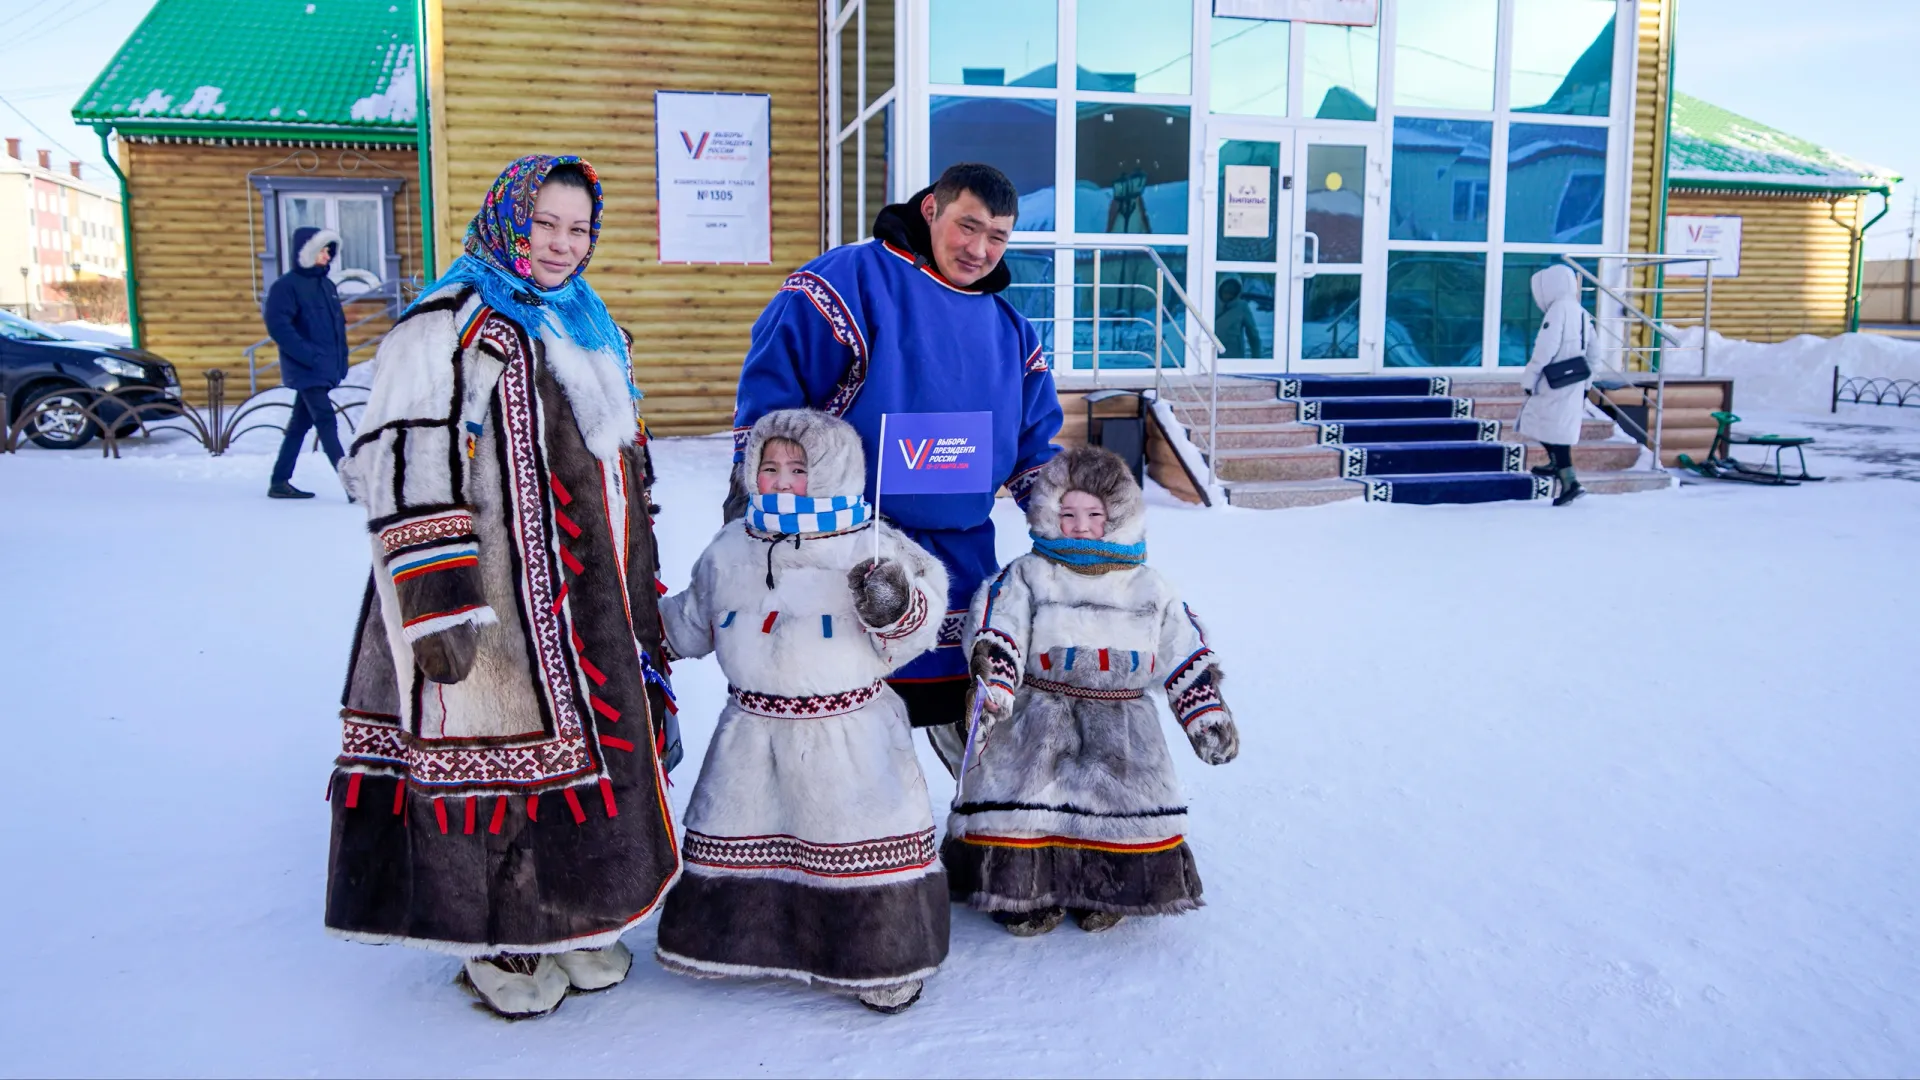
[945,445,1240,936]
[652,409,951,1014]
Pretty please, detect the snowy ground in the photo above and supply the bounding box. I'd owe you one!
[3,422,1919,1078]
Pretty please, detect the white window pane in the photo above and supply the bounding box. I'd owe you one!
[336,199,383,277]
[1077,0,1192,95]
[1393,0,1496,111]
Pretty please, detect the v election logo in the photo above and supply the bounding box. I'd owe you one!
[897,438,935,471]
[680,131,711,160]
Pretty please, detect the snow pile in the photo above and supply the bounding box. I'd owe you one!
[2,439,1918,1075]
[50,320,132,346]
[176,85,226,118]
[1672,326,1920,412]
[127,88,173,116]
[350,43,417,124]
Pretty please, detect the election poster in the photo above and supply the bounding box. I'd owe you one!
[654,91,773,265]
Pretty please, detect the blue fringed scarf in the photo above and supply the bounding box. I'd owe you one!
[747,493,871,537]
[1030,531,1146,575]
[407,154,640,404]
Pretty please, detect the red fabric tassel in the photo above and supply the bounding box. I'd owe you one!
[762,611,779,633]
[433,797,449,835]
[1039,653,1051,671]
[655,578,669,596]
[550,582,570,614]
[1099,648,1111,671]
[589,695,621,722]
[571,628,585,651]
[564,787,586,825]
[488,796,508,835]
[463,796,476,835]
[559,546,586,575]
[555,508,582,539]
[599,777,619,818]
[345,772,362,809]
[527,794,540,822]
[601,735,635,752]
[579,655,608,687]
[392,778,406,816]
[550,473,573,506]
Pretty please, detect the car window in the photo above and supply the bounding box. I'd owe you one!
[0,310,62,342]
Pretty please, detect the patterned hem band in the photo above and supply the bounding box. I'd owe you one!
[1023,674,1145,701]
[730,680,884,718]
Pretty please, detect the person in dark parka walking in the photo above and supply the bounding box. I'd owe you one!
[263,226,350,499]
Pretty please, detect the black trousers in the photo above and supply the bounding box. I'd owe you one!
[889,678,970,777]
[1542,442,1574,472]
[271,385,345,485]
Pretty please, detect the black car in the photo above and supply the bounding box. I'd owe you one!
[0,310,184,449]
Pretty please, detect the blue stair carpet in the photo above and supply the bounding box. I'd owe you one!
[1362,472,1556,505]
[1298,395,1472,421]
[1340,441,1527,477]
[1312,418,1500,445]
[1253,374,1454,399]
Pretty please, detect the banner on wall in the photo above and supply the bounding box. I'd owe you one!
[654,91,772,265]
[1666,215,1742,278]
[1212,0,1378,25]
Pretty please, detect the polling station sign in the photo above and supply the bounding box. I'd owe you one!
[875,412,996,495]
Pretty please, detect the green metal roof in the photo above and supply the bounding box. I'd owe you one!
[1669,93,1897,193]
[73,0,417,141]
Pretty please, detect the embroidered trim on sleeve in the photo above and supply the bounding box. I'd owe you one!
[872,586,930,643]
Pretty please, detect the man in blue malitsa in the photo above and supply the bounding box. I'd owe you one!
[729,162,1063,771]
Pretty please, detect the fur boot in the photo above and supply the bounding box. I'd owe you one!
[857,980,925,1014]
[1074,909,1126,933]
[553,940,633,992]
[994,906,1066,937]
[464,954,569,1019]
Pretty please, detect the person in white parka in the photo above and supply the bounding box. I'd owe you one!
[1515,264,1596,506]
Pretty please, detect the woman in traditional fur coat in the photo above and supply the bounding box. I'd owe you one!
[945,446,1240,936]
[654,409,951,1014]
[324,155,681,1019]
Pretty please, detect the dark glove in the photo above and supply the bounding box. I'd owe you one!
[848,558,910,627]
[413,623,479,684]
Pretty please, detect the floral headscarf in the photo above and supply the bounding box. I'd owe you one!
[409,155,637,402]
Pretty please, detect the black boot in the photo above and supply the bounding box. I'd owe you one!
[268,481,315,499]
[1552,467,1584,506]
[1530,462,1557,478]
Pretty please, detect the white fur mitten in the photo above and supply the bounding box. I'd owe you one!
[1188,711,1240,765]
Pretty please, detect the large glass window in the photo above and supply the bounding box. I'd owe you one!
[1302,21,1378,121]
[1498,254,1597,366]
[1505,123,1607,244]
[1393,0,1496,111]
[1072,247,1185,369]
[1389,118,1493,243]
[830,0,898,247]
[866,0,895,106]
[929,0,1057,87]
[1075,103,1190,235]
[1301,275,1363,360]
[1385,252,1486,367]
[1210,16,1287,117]
[1303,143,1365,264]
[863,106,892,225]
[1216,139,1279,263]
[1511,0,1616,116]
[1076,0,1192,94]
[931,96,1058,230]
[839,17,859,129]
[1003,250,1058,359]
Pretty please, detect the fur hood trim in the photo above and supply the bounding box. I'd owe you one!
[539,328,638,461]
[298,228,342,270]
[737,409,868,501]
[1026,445,1146,545]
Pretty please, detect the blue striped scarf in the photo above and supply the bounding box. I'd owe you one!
[747,493,871,537]
[1030,531,1147,574]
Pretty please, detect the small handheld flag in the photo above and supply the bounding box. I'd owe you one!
[872,410,995,558]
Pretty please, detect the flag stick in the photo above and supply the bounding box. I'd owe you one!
[872,412,888,564]
[954,677,989,805]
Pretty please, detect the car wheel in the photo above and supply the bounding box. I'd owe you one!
[22,388,99,450]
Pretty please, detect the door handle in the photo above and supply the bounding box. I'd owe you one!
[1300,231,1320,278]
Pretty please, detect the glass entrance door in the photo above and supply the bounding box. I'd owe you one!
[1288,129,1383,373]
[1200,124,1291,374]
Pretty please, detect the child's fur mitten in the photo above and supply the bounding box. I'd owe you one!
[847,558,910,627]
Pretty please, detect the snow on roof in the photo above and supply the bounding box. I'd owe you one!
[72,0,417,135]
[1670,93,1898,192]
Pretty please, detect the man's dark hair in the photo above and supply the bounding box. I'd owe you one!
[543,162,593,192]
[931,163,1019,220]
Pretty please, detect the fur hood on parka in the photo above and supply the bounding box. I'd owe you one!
[1025,445,1146,546]
[295,227,342,271]
[737,408,868,501]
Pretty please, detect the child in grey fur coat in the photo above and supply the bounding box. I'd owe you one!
[944,445,1240,936]
[652,409,952,1013]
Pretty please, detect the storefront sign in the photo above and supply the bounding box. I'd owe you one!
[1665,214,1741,278]
[654,91,772,265]
[1223,165,1272,239]
[1212,0,1378,25]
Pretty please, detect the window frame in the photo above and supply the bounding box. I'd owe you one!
[248,173,406,312]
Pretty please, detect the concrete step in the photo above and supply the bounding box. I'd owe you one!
[1211,377,1284,402]
[1444,378,1526,399]
[1213,446,1344,482]
[1222,478,1365,509]
[1526,442,1644,472]
[1171,399,1299,426]
[1579,469,1673,494]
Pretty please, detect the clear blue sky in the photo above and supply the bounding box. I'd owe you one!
[1,0,1911,256]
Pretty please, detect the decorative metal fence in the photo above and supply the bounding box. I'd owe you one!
[1831,371,1920,412]
[0,369,369,458]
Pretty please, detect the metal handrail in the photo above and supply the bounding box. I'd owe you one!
[245,279,413,392]
[1559,253,1718,471]
[1009,242,1228,492]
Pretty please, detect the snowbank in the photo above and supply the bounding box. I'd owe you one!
[1673,326,1920,413]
